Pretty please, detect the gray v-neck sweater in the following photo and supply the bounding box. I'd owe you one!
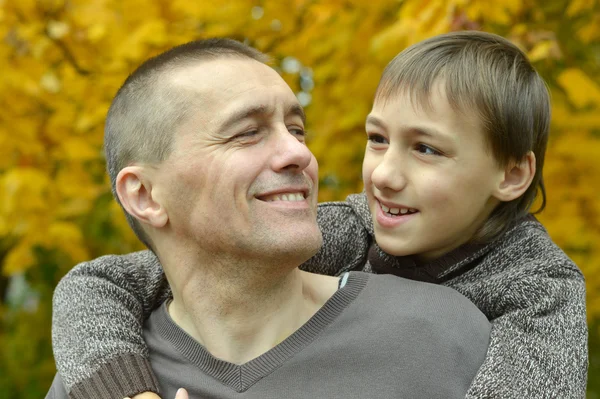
[143,272,489,398]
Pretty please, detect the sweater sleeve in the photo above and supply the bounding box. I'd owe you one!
[463,261,588,398]
[52,250,171,399]
[300,199,371,276]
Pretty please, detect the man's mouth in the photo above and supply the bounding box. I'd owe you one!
[259,192,306,202]
[380,203,418,216]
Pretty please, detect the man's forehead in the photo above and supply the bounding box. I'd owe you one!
[168,57,278,90]
[166,59,303,130]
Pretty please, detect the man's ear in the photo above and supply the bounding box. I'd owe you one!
[116,166,168,228]
[494,151,536,202]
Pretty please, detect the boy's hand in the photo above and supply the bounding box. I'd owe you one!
[125,388,188,399]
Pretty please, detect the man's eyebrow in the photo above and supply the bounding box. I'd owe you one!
[286,103,306,125]
[219,103,306,131]
[219,105,270,131]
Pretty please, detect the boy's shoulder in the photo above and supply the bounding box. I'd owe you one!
[490,215,579,272]
[450,215,584,297]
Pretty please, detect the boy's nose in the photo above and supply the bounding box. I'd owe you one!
[371,151,407,192]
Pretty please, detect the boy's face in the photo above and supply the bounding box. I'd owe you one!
[363,84,505,260]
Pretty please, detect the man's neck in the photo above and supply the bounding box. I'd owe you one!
[166,260,338,365]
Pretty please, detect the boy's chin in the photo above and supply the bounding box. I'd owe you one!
[374,238,416,258]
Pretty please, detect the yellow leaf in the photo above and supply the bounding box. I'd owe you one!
[566,0,596,17]
[87,24,107,43]
[577,15,600,44]
[557,68,600,109]
[47,221,90,264]
[3,239,36,276]
[54,137,100,161]
[527,40,553,63]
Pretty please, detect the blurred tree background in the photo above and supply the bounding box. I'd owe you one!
[0,0,599,397]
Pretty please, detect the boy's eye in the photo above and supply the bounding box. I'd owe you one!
[367,133,388,145]
[415,143,442,156]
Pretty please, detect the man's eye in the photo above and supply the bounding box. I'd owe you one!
[289,127,306,136]
[367,134,388,145]
[415,144,442,156]
[236,130,259,139]
[288,127,307,142]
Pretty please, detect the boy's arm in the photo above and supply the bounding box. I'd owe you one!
[464,264,587,398]
[52,250,171,399]
[300,197,371,276]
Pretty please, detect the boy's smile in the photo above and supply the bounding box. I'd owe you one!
[375,198,419,228]
[363,82,505,261]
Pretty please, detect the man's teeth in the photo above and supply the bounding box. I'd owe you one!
[264,193,305,202]
[380,203,417,215]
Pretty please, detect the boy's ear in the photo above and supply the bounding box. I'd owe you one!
[494,151,536,202]
[115,166,168,228]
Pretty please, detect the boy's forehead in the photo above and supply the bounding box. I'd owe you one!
[371,83,479,127]
[368,87,486,147]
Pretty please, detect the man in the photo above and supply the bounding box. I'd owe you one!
[47,39,490,399]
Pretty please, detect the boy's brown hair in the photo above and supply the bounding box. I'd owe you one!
[375,30,550,241]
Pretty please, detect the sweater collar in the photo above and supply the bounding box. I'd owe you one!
[346,191,534,283]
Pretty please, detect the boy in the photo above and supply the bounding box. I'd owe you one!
[51,31,587,398]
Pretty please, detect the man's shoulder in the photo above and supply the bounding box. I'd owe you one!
[361,271,477,300]
[344,272,490,374]
[356,272,489,326]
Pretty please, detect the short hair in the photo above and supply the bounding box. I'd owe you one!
[375,30,550,241]
[105,38,269,249]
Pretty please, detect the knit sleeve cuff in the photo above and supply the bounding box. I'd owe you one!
[67,353,160,399]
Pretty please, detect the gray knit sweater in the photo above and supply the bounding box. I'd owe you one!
[51,193,588,398]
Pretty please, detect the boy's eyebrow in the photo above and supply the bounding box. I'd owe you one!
[366,115,449,140]
[365,115,386,129]
[409,126,445,139]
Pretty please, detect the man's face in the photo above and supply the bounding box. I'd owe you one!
[363,84,504,260]
[155,58,322,265]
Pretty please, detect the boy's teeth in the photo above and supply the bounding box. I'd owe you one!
[381,202,418,215]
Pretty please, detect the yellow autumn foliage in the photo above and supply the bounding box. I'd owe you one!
[1,0,599,396]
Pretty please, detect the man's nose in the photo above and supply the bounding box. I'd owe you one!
[371,149,407,192]
[271,127,313,172]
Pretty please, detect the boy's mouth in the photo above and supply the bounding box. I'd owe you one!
[380,202,419,217]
